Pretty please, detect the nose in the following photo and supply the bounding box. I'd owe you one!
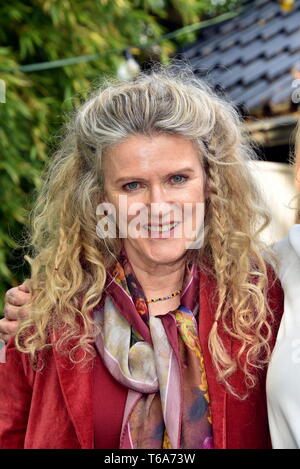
[148,183,169,205]
[146,184,177,223]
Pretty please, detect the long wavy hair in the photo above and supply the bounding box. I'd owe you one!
[16,64,277,396]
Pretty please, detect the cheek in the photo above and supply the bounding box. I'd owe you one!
[102,187,123,229]
[103,184,117,204]
[103,187,125,217]
[180,181,205,204]
[107,195,143,232]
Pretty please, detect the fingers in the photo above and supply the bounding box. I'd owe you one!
[3,284,31,322]
[1,283,32,344]
[0,333,12,344]
[0,318,18,337]
[18,281,30,294]
[3,303,29,321]
[4,286,31,307]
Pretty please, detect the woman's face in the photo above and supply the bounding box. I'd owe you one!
[102,134,206,266]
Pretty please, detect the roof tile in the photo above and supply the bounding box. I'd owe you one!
[180,0,300,112]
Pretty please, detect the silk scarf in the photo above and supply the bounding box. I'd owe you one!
[93,250,213,449]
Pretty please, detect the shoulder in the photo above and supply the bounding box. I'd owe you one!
[0,337,36,390]
[288,224,300,258]
[273,224,300,281]
[1,335,55,388]
[264,263,284,333]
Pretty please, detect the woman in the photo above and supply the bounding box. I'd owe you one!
[0,66,283,449]
[266,120,300,449]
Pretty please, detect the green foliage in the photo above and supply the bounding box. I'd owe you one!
[0,0,244,314]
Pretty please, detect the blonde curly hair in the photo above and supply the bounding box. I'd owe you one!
[16,64,277,396]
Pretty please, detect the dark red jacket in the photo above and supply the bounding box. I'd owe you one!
[0,268,284,449]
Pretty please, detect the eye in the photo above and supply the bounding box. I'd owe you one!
[170,175,188,184]
[123,181,141,191]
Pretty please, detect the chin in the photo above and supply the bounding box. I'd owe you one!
[138,238,188,265]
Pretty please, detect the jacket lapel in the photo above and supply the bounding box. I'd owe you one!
[198,269,231,449]
[51,269,231,450]
[53,338,94,449]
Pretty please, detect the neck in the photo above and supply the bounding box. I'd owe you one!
[123,243,186,300]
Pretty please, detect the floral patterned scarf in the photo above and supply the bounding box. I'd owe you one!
[94,249,213,449]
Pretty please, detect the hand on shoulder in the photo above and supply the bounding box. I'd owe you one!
[0,283,31,344]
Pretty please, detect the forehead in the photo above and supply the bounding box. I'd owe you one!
[104,134,201,177]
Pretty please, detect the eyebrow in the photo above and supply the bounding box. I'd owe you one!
[114,167,195,184]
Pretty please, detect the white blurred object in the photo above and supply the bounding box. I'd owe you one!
[117,50,140,81]
[249,160,297,245]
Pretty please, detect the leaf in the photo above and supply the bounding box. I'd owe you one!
[0,161,20,184]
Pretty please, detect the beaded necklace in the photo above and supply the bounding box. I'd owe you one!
[145,288,182,303]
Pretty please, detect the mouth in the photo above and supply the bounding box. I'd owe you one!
[143,221,180,237]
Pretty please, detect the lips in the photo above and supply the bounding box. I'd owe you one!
[143,221,180,233]
[145,220,176,225]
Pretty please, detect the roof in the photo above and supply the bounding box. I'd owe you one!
[180,0,300,114]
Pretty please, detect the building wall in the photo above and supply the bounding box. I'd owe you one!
[250,161,298,244]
